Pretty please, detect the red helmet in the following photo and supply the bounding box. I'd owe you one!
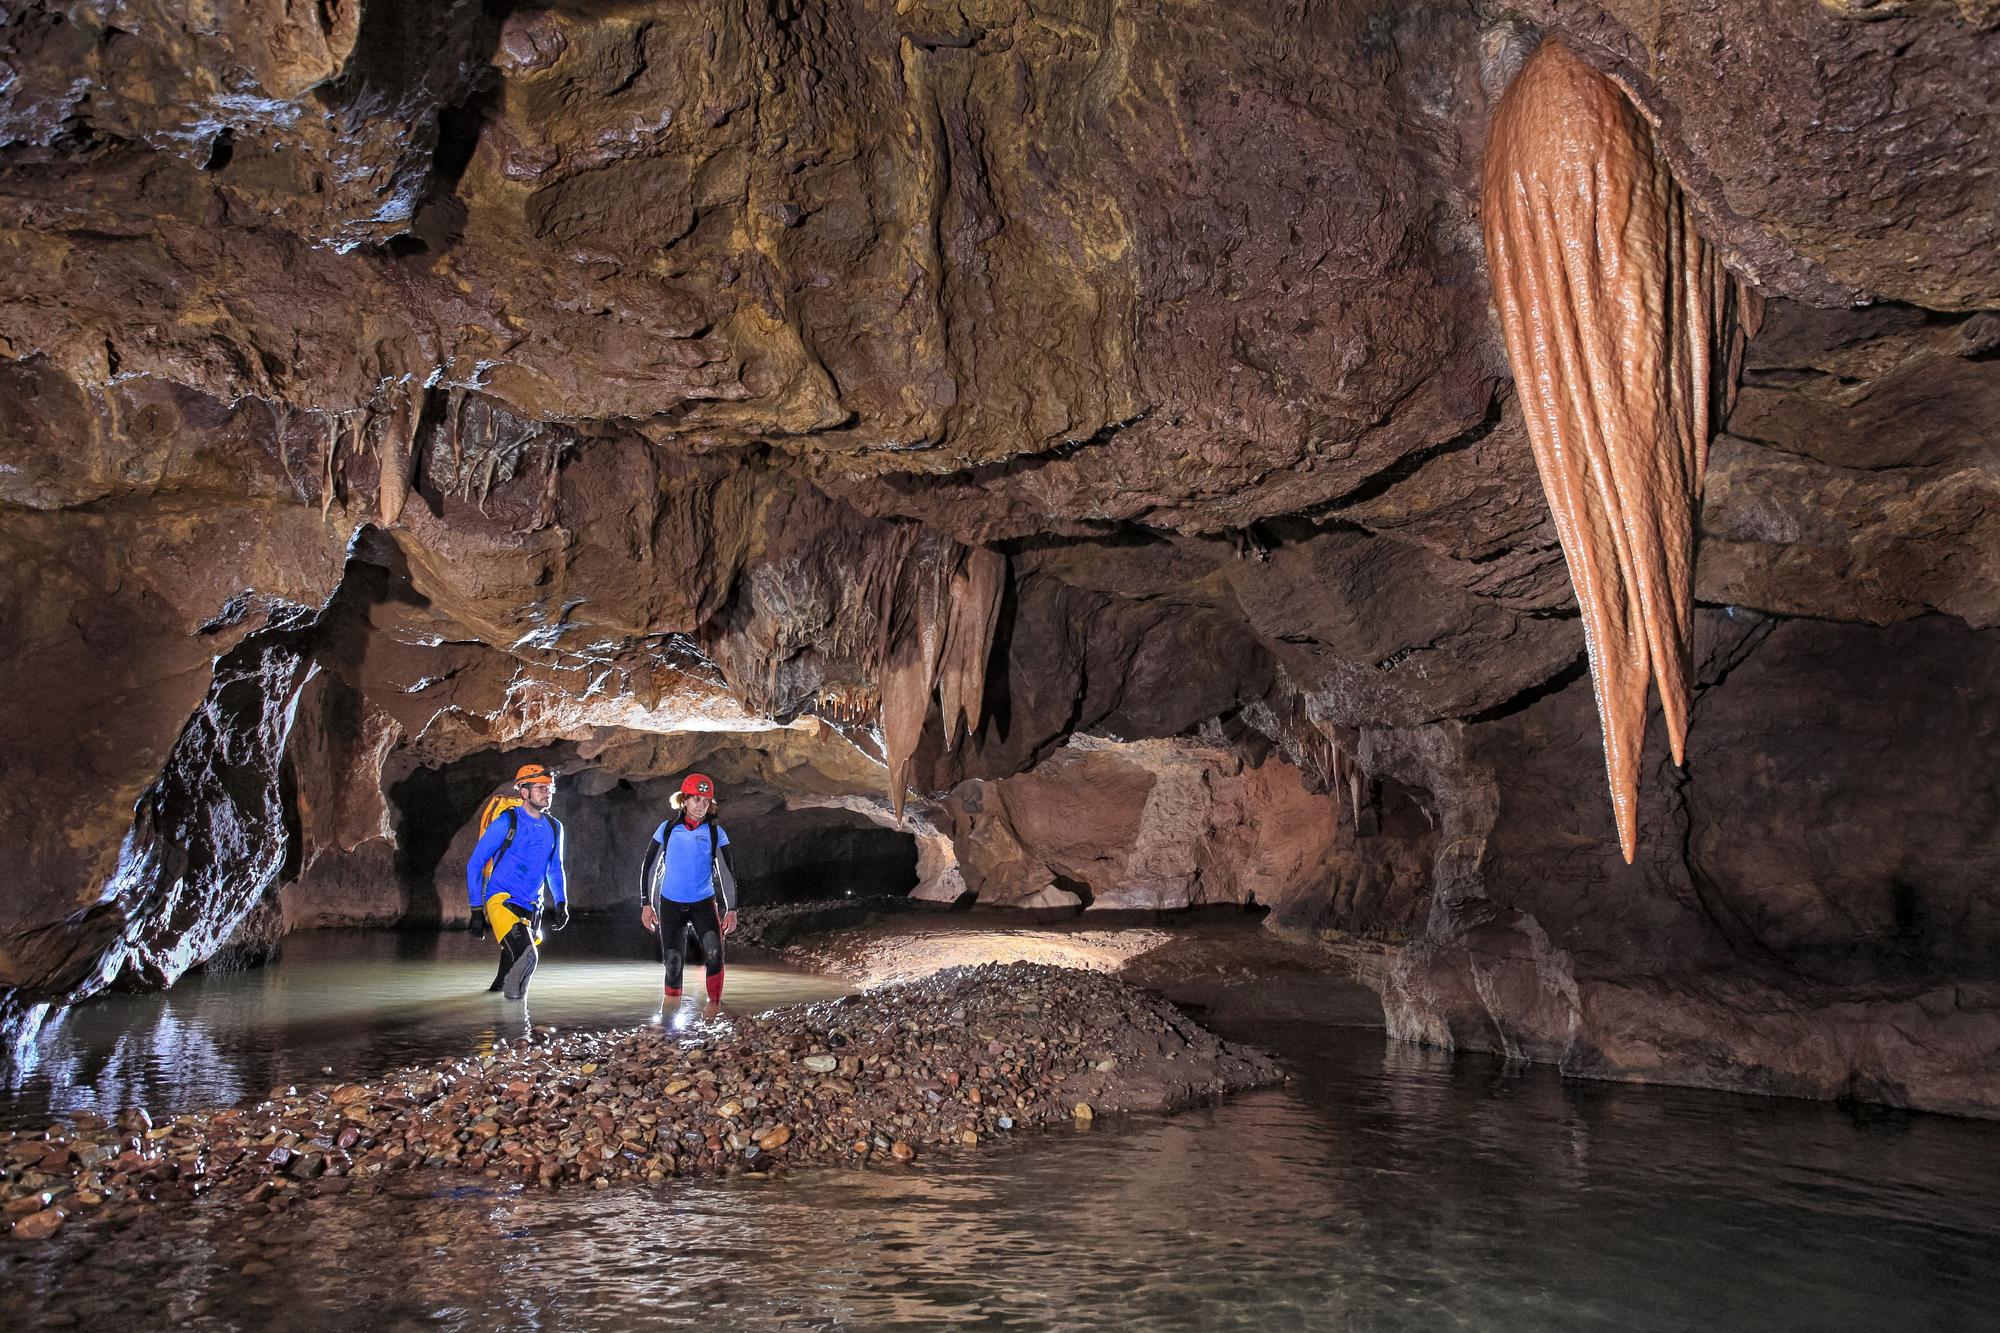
[680,773,715,798]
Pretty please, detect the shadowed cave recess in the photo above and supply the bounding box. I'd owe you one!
[1,0,1997,1124]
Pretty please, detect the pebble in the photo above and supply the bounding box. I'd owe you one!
[12,1208,64,1239]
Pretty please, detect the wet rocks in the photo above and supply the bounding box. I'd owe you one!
[10,1208,62,1240]
[1,964,1278,1240]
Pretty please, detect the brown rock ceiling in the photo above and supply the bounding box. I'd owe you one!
[1,1,1997,1110]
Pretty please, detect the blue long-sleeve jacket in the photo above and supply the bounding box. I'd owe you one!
[466,808,566,911]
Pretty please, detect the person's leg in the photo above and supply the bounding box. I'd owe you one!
[499,921,538,999]
[659,900,691,999]
[484,896,523,993]
[701,896,725,1003]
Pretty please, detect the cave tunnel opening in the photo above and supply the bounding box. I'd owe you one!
[373,742,922,927]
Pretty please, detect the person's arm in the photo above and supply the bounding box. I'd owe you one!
[544,817,569,929]
[545,817,567,905]
[464,818,509,936]
[466,818,511,909]
[715,826,739,929]
[639,824,665,930]
[715,846,740,913]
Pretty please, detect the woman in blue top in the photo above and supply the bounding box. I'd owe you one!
[639,772,739,1007]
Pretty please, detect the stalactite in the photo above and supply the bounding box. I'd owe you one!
[1481,40,1760,863]
[1336,734,1364,835]
[878,533,954,822]
[936,548,1006,751]
[815,683,878,726]
[319,412,341,520]
[864,535,1008,821]
[1270,692,1368,833]
[375,384,423,527]
[447,387,466,470]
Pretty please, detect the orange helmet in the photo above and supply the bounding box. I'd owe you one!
[513,763,556,787]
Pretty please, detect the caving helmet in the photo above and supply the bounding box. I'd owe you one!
[670,771,716,810]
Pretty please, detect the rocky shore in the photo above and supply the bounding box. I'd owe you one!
[2,963,1279,1241]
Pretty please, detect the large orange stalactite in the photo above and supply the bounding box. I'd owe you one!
[1481,41,1761,862]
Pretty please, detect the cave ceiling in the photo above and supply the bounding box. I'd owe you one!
[2,0,1997,1047]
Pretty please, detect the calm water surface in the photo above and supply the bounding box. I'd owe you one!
[4,931,1998,1331]
[4,922,848,1129]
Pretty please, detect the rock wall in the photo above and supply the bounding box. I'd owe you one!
[1384,611,2000,1116]
[944,736,1431,926]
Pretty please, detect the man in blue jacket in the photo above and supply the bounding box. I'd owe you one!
[639,772,738,1010]
[466,763,569,1000]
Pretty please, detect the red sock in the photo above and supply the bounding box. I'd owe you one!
[664,987,681,1000]
[706,969,724,1002]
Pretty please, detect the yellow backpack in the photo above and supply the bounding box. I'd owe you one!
[475,794,524,884]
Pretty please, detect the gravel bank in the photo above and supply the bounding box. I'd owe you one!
[3,962,1280,1241]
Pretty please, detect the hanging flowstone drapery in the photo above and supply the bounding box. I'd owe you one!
[1481,40,1761,862]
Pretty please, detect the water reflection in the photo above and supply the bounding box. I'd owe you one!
[3,945,1998,1330]
[6,1024,1997,1330]
[5,922,849,1128]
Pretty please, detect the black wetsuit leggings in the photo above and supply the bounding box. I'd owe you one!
[657,896,723,993]
[489,911,541,998]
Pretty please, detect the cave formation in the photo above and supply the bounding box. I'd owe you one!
[1482,38,1760,863]
[0,0,1996,1121]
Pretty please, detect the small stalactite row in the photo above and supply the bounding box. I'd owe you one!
[422,386,571,522]
[812,528,1008,820]
[1481,40,1762,863]
[813,682,879,726]
[313,379,429,527]
[1283,694,1365,833]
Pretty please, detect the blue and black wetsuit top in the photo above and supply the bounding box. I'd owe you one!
[641,818,735,910]
[465,808,567,913]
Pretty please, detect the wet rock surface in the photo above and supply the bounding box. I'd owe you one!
[0,963,1278,1241]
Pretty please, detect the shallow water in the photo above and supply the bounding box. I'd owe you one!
[3,922,848,1130]
[5,934,2000,1331]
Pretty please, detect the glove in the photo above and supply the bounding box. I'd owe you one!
[548,901,570,932]
[468,906,489,939]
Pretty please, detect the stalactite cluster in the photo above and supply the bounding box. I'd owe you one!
[1273,694,1366,833]
[813,683,877,725]
[1481,40,1761,862]
[734,524,1004,820]
[878,544,1007,820]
